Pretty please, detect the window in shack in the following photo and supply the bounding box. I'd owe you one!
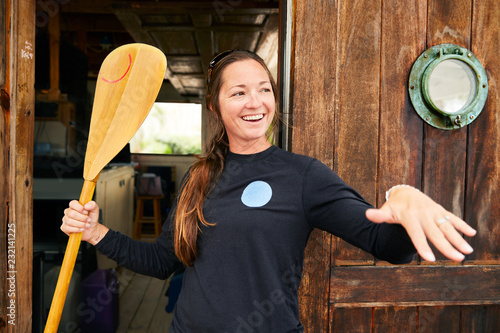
[129,102,202,155]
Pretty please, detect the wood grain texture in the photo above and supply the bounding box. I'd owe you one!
[466,0,500,261]
[378,0,426,203]
[291,0,337,167]
[417,306,460,333]
[116,273,151,332]
[373,307,416,333]
[0,0,5,87]
[329,307,371,333]
[423,0,471,262]
[5,0,36,332]
[333,0,381,263]
[292,1,338,331]
[461,305,500,332]
[0,0,8,326]
[330,265,500,307]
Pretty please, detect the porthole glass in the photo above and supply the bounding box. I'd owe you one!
[427,59,476,115]
[409,44,488,130]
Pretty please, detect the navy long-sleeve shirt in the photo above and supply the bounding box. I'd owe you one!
[96,145,416,332]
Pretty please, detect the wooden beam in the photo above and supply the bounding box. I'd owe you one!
[330,265,500,307]
[112,1,279,15]
[191,14,213,78]
[76,30,87,54]
[113,9,155,45]
[60,0,279,15]
[61,13,127,32]
[0,0,9,330]
[143,25,267,33]
[48,12,61,100]
[113,8,188,96]
[60,0,115,14]
[1,0,35,331]
[0,0,4,88]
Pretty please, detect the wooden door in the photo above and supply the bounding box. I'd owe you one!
[0,0,36,331]
[289,0,500,331]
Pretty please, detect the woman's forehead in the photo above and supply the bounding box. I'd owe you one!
[221,59,269,84]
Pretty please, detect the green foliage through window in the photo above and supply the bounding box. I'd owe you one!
[130,103,202,155]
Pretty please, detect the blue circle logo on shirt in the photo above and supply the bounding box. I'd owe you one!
[241,181,273,207]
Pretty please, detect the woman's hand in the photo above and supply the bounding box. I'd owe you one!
[365,186,477,262]
[60,200,109,246]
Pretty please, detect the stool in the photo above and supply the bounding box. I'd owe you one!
[133,195,164,240]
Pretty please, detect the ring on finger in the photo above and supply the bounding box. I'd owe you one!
[436,215,450,227]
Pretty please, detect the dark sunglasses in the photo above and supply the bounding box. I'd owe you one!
[207,50,236,84]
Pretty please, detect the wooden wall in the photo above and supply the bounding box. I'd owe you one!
[0,0,35,332]
[289,0,500,331]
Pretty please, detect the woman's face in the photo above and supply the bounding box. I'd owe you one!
[217,59,276,153]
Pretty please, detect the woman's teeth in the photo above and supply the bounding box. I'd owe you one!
[242,114,264,121]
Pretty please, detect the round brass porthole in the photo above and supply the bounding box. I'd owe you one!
[409,44,488,130]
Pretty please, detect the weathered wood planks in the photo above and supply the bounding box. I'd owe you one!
[292,1,338,331]
[1,0,35,332]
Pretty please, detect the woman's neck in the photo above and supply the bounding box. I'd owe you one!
[228,139,272,155]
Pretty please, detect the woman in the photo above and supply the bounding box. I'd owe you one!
[62,50,476,332]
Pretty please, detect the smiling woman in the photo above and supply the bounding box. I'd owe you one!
[60,50,477,333]
[129,102,202,155]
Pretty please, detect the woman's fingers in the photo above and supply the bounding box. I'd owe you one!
[424,222,465,262]
[62,200,98,234]
[414,214,474,262]
[66,200,98,223]
[61,212,88,230]
[61,215,86,233]
[83,201,100,223]
[400,216,436,262]
[435,216,474,255]
[448,215,477,237]
[68,199,84,212]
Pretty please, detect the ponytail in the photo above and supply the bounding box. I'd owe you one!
[173,128,228,266]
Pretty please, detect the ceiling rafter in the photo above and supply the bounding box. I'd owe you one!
[55,0,279,101]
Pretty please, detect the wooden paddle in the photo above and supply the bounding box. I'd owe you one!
[44,43,166,332]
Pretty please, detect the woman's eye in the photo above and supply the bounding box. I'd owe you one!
[232,91,244,97]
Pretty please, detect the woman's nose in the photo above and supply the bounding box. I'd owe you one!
[246,92,263,108]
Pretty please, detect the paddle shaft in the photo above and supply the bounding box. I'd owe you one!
[44,178,98,332]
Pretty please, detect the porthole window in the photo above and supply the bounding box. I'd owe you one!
[409,44,488,130]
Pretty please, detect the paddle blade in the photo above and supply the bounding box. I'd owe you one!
[84,43,166,180]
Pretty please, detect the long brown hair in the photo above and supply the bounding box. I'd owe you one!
[173,50,279,266]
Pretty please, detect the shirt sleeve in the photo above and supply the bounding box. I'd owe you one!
[94,205,182,279]
[302,159,416,264]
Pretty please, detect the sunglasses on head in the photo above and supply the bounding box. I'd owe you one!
[207,50,236,84]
